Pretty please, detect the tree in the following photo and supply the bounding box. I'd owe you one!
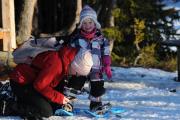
[110,0,179,66]
[67,0,82,35]
[103,0,116,53]
[16,0,37,45]
[133,18,145,65]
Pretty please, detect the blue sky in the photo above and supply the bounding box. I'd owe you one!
[164,0,180,9]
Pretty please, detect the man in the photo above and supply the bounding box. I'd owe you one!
[9,45,93,118]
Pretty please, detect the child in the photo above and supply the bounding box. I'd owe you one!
[69,5,112,111]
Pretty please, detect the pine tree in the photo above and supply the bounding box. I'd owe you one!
[106,0,179,66]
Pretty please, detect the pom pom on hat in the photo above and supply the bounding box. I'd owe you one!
[78,5,101,29]
[69,48,93,76]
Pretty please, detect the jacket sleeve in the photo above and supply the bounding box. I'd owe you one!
[101,38,112,67]
[33,53,65,105]
[102,38,111,56]
[9,63,37,85]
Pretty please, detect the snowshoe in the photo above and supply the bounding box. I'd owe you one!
[85,102,112,117]
[90,102,112,115]
[54,103,74,116]
[61,103,73,112]
[85,102,126,118]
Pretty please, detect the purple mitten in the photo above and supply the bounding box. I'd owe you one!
[102,56,112,79]
[103,66,112,79]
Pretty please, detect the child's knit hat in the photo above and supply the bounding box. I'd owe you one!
[78,5,101,29]
[69,48,93,76]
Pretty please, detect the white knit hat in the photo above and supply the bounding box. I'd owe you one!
[78,5,101,29]
[69,48,93,76]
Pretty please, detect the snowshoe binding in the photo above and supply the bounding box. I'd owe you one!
[90,102,112,115]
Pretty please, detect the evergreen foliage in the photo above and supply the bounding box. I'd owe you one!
[101,0,179,70]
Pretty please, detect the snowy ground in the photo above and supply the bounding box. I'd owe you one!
[1,66,180,120]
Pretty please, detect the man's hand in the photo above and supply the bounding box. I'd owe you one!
[62,96,70,104]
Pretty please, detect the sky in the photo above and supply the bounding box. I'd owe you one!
[163,0,180,10]
[1,66,180,120]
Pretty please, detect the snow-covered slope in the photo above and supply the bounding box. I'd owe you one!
[1,67,180,120]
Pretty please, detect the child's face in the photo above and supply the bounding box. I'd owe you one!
[81,18,96,32]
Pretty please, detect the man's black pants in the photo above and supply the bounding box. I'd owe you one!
[10,81,56,118]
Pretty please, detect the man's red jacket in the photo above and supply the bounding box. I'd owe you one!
[9,46,78,105]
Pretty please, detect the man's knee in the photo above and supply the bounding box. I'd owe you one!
[40,108,53,117]
[67,76,87,90]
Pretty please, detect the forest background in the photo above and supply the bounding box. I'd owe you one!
[2,0,180,72]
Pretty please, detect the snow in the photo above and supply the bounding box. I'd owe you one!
[1,66,180,120]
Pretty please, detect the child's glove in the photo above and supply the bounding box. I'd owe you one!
[102,65,112,79]
[102,56,112,79]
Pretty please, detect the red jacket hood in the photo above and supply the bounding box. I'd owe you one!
[58,46,78,74]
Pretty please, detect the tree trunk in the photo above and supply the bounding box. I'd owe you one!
[104,0,116,54]
[134,52,143,66]
[16,0,37,45]
[32,3,39,37]
[67,0,82,35]
[105,0,116,27]
[99,0,108,27]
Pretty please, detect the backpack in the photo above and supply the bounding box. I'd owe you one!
[12,36,64,64]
